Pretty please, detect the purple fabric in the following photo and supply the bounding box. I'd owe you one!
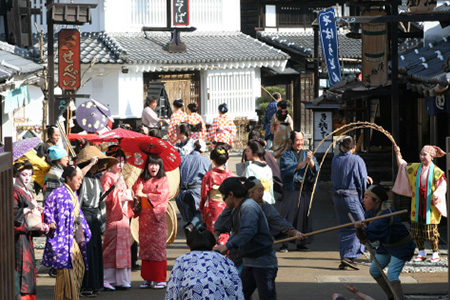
[0,137,41,161]
[42,185,91,269]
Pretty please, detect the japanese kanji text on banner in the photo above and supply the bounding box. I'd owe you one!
[318,8,342,86]
[58,29,81,90]
[173,0,189,26]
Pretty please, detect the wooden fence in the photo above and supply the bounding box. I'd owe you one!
[0,137,15,299]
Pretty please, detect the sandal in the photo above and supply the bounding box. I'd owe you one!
[140,281,152,289]
[103,283,115,291]
[152,282,167,289]
[341,258,359,270]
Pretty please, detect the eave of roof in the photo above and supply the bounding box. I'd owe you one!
[257,31,362,60]
[38,31,290,70]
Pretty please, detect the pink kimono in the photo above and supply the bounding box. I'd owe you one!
[100,172,134,270]
[132,176,170,282]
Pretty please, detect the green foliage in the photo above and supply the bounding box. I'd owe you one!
[256,86,292,124]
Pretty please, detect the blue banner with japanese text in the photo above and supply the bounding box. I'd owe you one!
[318,8,342,86]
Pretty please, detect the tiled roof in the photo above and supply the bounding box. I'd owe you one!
[257,31,362,59]
[399,37,450,82]
[111,31,289,66]
[37,32,126,64]
[0,41,43,78]
[38,31,289,68]
[399,36,450,96]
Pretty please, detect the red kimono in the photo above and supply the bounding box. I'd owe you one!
[132,176,170,282]
[200,167,233,244]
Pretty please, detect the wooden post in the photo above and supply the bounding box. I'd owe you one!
[390,0,399,182]
[47,0,55,125]
[446,136,450,297]
[0,137,14,300]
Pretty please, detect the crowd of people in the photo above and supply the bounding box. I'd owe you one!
[10,95,447,300]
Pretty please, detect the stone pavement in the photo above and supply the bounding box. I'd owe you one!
[34,149,449,299]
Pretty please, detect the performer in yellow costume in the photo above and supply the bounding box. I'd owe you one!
[393,145,447,262]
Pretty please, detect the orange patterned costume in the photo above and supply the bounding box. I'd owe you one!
[206,114,236,147]
[184,112,206,140]
[168,110,187,145]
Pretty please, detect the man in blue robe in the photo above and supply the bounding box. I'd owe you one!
[279,131,319,252]
[176,140,211,235]
[331,136,367,270]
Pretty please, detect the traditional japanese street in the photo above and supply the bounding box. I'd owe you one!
[33,150,448,300]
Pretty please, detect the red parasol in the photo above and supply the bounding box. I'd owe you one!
[89,128,146,143]
[120,136,181,172]
[68,133,99,141]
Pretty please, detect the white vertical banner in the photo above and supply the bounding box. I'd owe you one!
[313,111,332,153]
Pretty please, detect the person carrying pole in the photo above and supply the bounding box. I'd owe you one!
[355,185,415,300]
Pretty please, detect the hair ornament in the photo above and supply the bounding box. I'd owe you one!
[217,149,226,155]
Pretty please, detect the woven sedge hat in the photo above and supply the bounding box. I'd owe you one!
[130,201,177,245]
[76,145,117,173]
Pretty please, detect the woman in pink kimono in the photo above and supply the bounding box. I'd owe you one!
[133,154,170,289]
[200,146,233,245]
[100,146,134,291]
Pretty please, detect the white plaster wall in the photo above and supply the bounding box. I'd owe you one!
[117,69,144,119]
[75,66,120,119]
[1,110,14,141]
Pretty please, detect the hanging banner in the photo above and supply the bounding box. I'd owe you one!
[58,29,80,90]
[318,8,342,86]
[361,9,388,87]
[425,95,450,115]
[173,0,189,26]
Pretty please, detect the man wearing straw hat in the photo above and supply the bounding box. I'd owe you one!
[393,145,447,263]
[331,136,368,270]
[76,146,117,296]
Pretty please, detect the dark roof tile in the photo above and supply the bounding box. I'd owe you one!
[257,31,362,59]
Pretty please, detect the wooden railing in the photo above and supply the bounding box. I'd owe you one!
[0,137,15,300]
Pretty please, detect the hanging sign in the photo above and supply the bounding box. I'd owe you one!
[318,8,342,86]
[425,95,450,115]
[173,0,189,26]
[58,29,80,90]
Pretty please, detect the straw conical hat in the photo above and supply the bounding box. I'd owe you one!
[76,145,117,172]
[130,201,178,245]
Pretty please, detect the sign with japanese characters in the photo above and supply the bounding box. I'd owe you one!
[173,0,189,26]
[314,111,333,153]
[318,8,341,86]
[425,95,450,115]
[58,29,80,90]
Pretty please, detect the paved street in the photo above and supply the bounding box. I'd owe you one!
[35,150,449,299]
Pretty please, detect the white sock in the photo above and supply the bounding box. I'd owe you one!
[418,250,426,257]
[432,252,439,259]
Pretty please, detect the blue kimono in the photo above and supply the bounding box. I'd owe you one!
[331,151,367,259]
[279,148,319,245]
[176,150,211,227]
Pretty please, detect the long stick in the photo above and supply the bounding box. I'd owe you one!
[273,209,407,245]
[347,213,400,300]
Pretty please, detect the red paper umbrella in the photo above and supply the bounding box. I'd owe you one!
[89,128,146,143]
[120,136,181,172]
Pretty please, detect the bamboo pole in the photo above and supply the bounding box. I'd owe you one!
[273,209,407,245]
